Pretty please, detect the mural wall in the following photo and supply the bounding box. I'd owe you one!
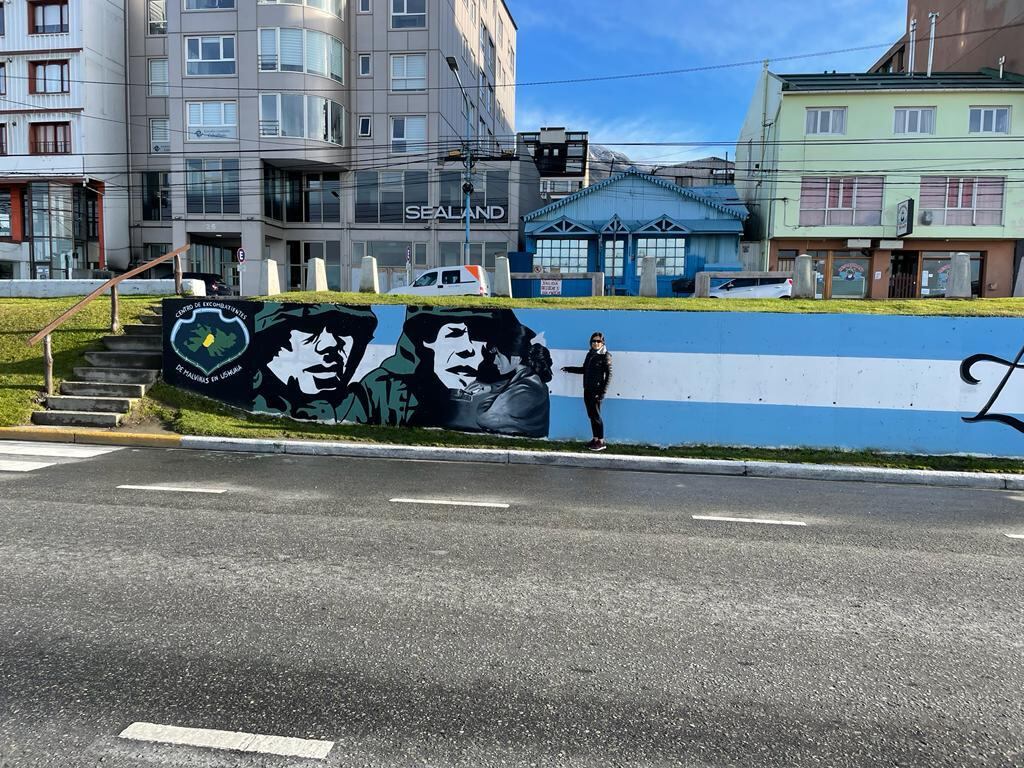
[164,299,1024,458]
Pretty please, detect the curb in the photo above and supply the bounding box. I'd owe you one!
[1,426,1021,490]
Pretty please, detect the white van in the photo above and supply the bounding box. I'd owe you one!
[388,265,491,297]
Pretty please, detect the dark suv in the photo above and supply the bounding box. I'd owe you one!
[183,272,232,297]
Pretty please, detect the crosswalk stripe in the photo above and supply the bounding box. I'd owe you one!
[0,458,56,472]
[119,722,334,760]
[0,440,122,459]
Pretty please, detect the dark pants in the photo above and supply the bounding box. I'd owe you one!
[584,391,604,440]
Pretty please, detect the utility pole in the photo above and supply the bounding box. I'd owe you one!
[446,56,474,266]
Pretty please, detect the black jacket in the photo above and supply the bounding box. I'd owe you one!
[565,350,613,397]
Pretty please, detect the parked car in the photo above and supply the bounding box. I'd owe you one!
[182,271,233,297]
[709,276,792,299]
[387,265,491,297]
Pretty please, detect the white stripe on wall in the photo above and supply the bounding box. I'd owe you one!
[351,345,1022,415]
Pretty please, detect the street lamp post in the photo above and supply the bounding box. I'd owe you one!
[446,56,473,266]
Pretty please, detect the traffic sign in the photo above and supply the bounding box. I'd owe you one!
[236,247,246,264]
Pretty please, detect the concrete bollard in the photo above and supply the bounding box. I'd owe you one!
[946,251,972,299]
[792,253,815,299]
[1015,263,1024,298]
[493,256,512,297]
[693,272,711,298]
[359,256,380,293]
[259,258,281,296]
[305,257,328,292]
[639,256,658,297]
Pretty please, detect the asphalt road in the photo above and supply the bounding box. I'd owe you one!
[0,442,1022,767]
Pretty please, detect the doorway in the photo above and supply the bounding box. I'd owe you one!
[889,251,918,299]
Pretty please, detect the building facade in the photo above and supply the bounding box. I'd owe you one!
[872,1,1024,76]
[523,170,747,297]
[128,0,530,294]
[736,70,1024,299]
[0,0,129,279]
[518,127,589,202]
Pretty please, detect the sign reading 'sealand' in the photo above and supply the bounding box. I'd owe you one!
[404,205,506,221]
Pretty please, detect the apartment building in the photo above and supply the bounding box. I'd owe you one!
[129,0,536,294]
[518,127,589,201]
[736,69,1024,299]
[0,0,129,279]
[872,1,1024,76]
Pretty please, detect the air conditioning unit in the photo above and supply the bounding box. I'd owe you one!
[919,209,934,225]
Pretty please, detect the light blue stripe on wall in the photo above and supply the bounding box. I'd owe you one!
[548,396,1024,458]
[512,310,1024,361]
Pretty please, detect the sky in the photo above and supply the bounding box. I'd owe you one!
[510,0,907,164]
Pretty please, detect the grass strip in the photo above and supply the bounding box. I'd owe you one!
[146,382,1024,475]
[264,291,1024,317]
[0,297,158,426]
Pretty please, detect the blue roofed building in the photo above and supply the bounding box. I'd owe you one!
[521,170,749,296]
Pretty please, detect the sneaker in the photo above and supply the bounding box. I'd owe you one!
[585,439,597,450]
[589,440,607,452]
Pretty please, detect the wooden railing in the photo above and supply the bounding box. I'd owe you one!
[26,244,191,395]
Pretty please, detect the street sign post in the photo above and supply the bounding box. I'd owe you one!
[236,247,246,264]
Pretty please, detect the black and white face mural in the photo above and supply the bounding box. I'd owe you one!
[961,342,1024,433]
[164,301,553,438]
[252,304,378,423]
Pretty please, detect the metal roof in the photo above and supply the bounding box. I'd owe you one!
[776,68,1024,92]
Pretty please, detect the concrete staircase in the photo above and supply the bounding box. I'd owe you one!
[31,304,164,428]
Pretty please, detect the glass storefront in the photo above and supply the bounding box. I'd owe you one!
[920,251,983,298]
[27,182,98,279]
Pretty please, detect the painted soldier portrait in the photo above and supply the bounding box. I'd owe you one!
[349,306,552,437]
[252,303,378,422]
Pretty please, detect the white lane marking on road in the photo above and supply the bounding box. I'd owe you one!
[0,441,122,459]
[117,484,227,494]
[390,497,510,509]
[1005,533,1024,540]
[692,515,807,527]
[0,458,55,472]
[118,722,333,760]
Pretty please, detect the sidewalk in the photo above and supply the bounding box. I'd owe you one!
[1,426,1020,491]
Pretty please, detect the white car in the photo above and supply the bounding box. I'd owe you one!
[388,265,491,297]
[709,276,792,299]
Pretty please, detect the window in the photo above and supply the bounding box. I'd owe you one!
[636,238,686,276]
[390,53,426,90]
[969,106,1010,134]
[186,101,237,140]
[0,64,5,95]
[259,93,344,144]
[536,239,588,272]
[805,107,846,135]
[390,115,426,153]
[921,252,983,298]
[185,158,239,214]
[0,125,7,156]
[30,61,70,93]
[259,0,343,15]
[391,0,425,28]
[30,122,71,154]
[0,4,5,36]
[358,0,370,10]
[354,170,428,223]
[259,28,343,80]
[920,176,1005,226]
[829,255,871,299]
[142,171,171,221]
[358,115,372,137]
[358,54,371,76]
[0,189,11,236]
[149,118,170,152]
[148,59,168,96]
[185,36,235,76]
[894,107,935,135]
[148,0,166,34]
[29,0,68,33]
[798,176,884,226]
[186,0,234,7]
[438,169,508,221]
[303,172,340,223]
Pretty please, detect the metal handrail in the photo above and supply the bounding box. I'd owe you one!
[26,244,191,395]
